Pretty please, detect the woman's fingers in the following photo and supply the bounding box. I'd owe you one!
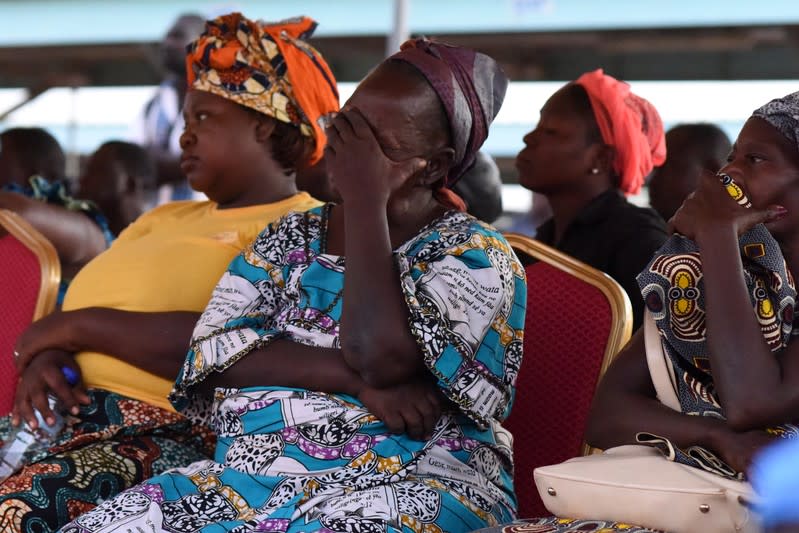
[27,379,53,428]
[401,404,426,440]
[12,388,33,428]
[43,367,80,417]
[382,409,406,435]
[330,111,357,143]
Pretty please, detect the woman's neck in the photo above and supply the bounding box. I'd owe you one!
[216,181,298,210]
[388,194,449,249]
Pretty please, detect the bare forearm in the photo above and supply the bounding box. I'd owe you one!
[587,388,727,451]
[150,150,185,186]
[0,192,106,267]
[199,339,365,396]
[340,202,422,385]
[586,332,726,451]
[697,226,786,427]
[73,308,200,378]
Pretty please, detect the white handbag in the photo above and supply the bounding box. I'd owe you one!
[532,311,760,533]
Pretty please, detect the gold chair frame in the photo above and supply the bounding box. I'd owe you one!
[0,209,61,320]
[503,232,633,455]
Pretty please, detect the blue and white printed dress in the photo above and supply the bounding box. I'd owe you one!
[62,205,527,533]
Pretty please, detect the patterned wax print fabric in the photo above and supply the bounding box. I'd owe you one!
[62,204,527,533]
[752,90,799,149]
[0,389,215,533]
[471,517,662,532]
[389,39,509,211]
[187,13,339,165]
[637,223,799,480]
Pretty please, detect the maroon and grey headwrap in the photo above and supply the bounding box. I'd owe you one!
[389,39,508,211]
[752,91,799,150]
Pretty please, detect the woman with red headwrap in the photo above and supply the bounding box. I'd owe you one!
[516,69,668,329]
[61,39,526,533]
[1,13,338,531]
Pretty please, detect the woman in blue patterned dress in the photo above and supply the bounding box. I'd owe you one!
[62,39,526,533]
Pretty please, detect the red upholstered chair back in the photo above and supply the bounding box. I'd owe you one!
[0,210,60,415]
[502,233,632,519]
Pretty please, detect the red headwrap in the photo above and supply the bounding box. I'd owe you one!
[575,69,666,195]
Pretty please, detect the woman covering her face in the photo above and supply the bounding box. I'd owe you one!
[62,39,527,533]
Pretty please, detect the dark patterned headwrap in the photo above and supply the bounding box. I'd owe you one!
[389,39,508,211]
[186,13,340,165]
[752,91,799,149]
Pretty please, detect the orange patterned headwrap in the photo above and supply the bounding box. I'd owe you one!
[186,13,339,165]
[575,69,666,196]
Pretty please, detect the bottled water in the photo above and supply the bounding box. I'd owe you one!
[0,366,79,481]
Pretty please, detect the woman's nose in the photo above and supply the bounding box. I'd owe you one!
[522,130,536,147]
[179,128,195,150]
[718,162,743,181]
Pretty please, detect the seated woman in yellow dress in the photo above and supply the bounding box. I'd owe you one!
[0,13,338,532]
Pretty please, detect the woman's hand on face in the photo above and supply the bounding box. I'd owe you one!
[669,170,786,241]
[710,426,776,475]
[358,376,443,441]
[324,108,427,206]
[11,349,89,430]
[14,311,81,372]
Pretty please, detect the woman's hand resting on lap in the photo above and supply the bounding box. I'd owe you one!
[15,311,82,372]
[358,375,443,441]
[710,425,776,474]
[12,349,89,430]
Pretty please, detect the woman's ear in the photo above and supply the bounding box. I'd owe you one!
[254,117,277,144]
[418,146,455,186]
[589,144,616,176]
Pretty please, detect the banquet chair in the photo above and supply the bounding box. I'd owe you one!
[0,209,60,415]
[503,233,633,518]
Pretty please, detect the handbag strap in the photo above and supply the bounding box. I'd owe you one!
[644,309,682,412]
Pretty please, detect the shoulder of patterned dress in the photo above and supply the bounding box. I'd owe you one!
[400,210,518,267]
[248,206,326,266]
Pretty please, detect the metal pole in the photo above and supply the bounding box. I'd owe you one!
[386,0,409,57]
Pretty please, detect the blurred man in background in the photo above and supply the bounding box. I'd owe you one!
[131,13,204,203]
[648,123,731,222]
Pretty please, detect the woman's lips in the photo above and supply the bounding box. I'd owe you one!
[180,156,199,173]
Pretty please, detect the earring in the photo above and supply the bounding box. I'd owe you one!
[590,168,599,175]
